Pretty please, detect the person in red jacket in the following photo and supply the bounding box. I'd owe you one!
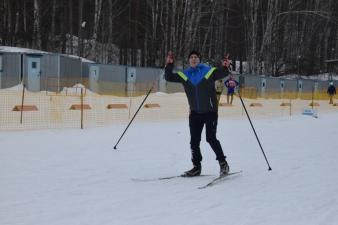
[224,75,239,104]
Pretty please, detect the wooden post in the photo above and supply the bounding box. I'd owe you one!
[20,83,25,124]
[81,87,83,129]
[311,86,314,110]
[128,97,132,119]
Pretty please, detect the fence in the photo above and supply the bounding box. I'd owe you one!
[0,80,337,130]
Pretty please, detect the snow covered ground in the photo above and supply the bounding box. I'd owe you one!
[1,113,338,225]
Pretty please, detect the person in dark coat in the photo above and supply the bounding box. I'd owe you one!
[165,50,231,176]
[327,82,336,104]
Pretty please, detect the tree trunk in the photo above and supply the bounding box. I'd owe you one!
[92,0,103,61]
[33,0,41,49]
[78,0,83,56]
[22,0,28,47]
[250,0,259,74]
[6,0,12,45]
[107,0,113,63]
[68,0,73,54]
[61,0,67,53]
[48,0,57,51]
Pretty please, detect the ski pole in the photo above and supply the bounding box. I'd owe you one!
[114,51,174,150]
[238,89,272,171]
[113,82,155,150]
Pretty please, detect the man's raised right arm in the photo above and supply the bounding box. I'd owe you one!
[164,51,182,83]
[165,63,182,83]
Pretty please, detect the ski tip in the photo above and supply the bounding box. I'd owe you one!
[197,171,243,189]
[229,170,243,174]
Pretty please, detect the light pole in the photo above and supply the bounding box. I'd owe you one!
[297,55,301,78]
[330,48,335,80]
[79,21,86,57]
[332,48,335,57]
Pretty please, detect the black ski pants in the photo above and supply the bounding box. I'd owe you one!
[189,111,226,166]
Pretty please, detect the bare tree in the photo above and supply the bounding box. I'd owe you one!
[2,0,338,74]
[92,0,103,61]
[33,0,41,49]
[78,0,84,57]
[49,0,57,52]
[107,0,113,63]
[68,0,74,54]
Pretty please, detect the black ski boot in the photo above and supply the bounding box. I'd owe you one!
[219,160,230,176]
[182,164,201,177]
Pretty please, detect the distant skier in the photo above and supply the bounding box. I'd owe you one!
[327,82,336,104]
[224,75,239,104]
[215,79,224,105]
[165,50,231,177]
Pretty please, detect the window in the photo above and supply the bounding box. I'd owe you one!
[32,62,37,68]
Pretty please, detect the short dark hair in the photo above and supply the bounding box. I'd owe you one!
[188,50,201,60]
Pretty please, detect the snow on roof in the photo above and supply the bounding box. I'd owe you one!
[63,54,94,63]
[278,73,338,81]
[0,45,94,63]
[0,46,48,54]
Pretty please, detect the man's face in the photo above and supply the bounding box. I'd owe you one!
[189,54,200,68]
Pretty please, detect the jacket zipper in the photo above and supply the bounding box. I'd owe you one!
[195,69,200,111]
[195,86,200,111]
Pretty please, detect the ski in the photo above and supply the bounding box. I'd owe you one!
[131,174,212,182]
[198,170,243,189]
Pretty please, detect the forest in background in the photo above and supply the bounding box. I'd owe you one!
[1,0,338,75]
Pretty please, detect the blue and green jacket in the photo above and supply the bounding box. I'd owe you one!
[165,63,229,113]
